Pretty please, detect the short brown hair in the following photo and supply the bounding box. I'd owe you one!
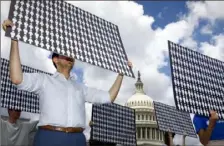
[52,52,59,68]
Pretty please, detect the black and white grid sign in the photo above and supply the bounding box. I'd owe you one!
[91,103,136,146]
[1,58,51,113]
[5,0,135,78]
[168,40,224,119]
[154,101,197,138]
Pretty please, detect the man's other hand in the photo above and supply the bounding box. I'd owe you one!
[2,19,14,31]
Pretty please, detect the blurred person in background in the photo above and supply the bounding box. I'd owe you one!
[1,108,38,146]
[164,130,186,146]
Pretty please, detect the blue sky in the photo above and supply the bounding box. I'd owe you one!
[136,1,188,29]
[136,1,223,77]
[136,1,223,41]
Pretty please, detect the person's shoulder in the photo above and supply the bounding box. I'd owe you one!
[24,72,49,78]
[22,120,38,126]
[0,118,6,124]
[41,72,57,80]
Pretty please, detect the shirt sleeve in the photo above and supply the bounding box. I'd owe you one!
[27,121,39,132]
[193,114,208,134]
[83,85,111,104]
[15,73,44,94]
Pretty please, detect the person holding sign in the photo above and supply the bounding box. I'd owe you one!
[164,129,186,146]
[1,108,38,146]
[193,110,224,146]
[2,19,132,146]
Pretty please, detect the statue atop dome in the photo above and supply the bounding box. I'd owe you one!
[135,70,144,94]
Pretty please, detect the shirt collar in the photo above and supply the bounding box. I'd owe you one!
[52,71,76,81]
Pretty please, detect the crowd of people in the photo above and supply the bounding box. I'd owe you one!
[1,17,224,146]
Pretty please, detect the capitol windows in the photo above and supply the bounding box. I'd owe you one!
[152,128,155,139]
[146,115,148,120]
[160,131,163,141]
[147,128,150,139]
[156,129,159,140]
[138,115,140,120]
[142,115,144,120]
[142,128,145,139]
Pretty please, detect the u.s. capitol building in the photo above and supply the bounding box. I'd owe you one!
[125,71,165,146]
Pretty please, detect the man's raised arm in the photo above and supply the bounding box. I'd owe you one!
[2,19,23,85]
[10,39,23,85]
[2,19,44,93]
[109,61,133,102]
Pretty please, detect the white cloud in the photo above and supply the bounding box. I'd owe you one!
[180,37,198,50]
[186,1,224,24]
[199,34,224,61]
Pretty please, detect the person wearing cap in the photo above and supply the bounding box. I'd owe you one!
[2,19,132,146]
[193,110,224,146]
[1,108,38,146]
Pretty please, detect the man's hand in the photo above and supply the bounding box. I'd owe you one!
[2,19,14,31]
[119,60,133,76]
[209,110,218,121]
[89,121,94,126]
[127,61,133,68]
[209,110,218,128]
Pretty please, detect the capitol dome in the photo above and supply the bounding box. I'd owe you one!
[126,71,154,109]
[125,71,165,146]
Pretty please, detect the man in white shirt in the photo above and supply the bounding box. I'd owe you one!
[2,19,132,146]
[1,109,38,146]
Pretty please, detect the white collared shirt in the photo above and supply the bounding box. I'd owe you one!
[16,72,111,128]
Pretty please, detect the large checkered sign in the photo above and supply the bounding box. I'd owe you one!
[91,103,136,146]
[154,101,197,138]
[168,40,224,119]
[5,0,135,78]
[1,58,51,113]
